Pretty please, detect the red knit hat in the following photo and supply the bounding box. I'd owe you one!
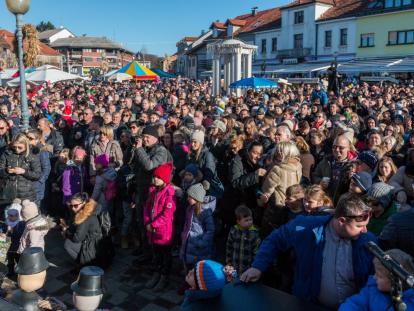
[153,162,173,184]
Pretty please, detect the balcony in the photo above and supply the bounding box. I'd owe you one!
[277,48,312,60]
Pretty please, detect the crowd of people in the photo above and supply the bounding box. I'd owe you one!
[0,76,414,310]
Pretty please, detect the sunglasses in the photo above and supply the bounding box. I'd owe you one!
[344,209,372,222]
[68,202,83,208]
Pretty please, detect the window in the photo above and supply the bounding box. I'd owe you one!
[325,30,332,48]
[294,11,304,24]
[271,38,277,52]
[83,57,93,62]
[340,28,348,46]
[385,0,412,7]
[83,48,92,52]
[360,33,375,47]
[294,33,303,49]
[388,30,414,45]
[261,39,267,54]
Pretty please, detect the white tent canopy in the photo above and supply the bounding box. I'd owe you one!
[108,73,132,82]
[7,65,82,86]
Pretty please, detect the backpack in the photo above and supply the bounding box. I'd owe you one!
[104,180,117,201]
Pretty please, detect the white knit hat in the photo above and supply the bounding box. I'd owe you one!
[21,200,39,220]
[191,130,205,145]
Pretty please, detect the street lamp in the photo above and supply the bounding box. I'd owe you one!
[5,0,31,130]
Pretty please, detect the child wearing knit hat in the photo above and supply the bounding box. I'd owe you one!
[1,200,25,278]
[182,259,236,306]
[180,182,216,276]
[143,162,176,292]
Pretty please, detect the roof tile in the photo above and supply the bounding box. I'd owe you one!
[0,29,60,56]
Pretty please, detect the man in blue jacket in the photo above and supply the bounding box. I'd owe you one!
[240,194,377,309]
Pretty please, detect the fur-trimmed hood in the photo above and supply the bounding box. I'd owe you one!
[25,214,55,231]
[74,199,98,225]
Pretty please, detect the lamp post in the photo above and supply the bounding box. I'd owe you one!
[5,0,31,130]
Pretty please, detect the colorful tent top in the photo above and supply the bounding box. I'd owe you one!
[116,61,158,80]
[150,68,176,79]
[229,77,278,89]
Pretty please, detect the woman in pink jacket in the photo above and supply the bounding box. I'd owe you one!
[143,162,176,292]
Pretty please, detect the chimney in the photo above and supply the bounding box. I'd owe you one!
[252,6,258,16]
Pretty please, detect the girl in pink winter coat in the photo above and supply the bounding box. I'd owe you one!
[143,162,176,292]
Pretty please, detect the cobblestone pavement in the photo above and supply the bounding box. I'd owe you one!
[4,229,185,311]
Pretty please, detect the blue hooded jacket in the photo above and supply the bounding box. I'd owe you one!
[339,276,414,311]
[252,215,377,304]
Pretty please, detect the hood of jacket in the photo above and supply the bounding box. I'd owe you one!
[26,215,55,231]
[203,195,217,213]
[278,157,302,173]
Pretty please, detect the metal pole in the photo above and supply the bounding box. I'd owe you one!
[15,13,29,130]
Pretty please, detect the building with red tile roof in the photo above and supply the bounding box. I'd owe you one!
[0,29,62,68]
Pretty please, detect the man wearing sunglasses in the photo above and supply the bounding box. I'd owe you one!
[241,194,376,310]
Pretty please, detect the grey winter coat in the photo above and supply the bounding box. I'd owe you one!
[90,140,123,176]
[132,143,172,190]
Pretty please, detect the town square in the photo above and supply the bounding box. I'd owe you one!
[0,0,414,310]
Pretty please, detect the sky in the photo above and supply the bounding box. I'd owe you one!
[0,0,290,56]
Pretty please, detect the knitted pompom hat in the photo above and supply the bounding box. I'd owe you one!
[187,181,210,203]
[153,162,174,184]
[21,200,39,220]
[195,260,226,292]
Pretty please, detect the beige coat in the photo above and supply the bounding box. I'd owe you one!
[261,157,302,206]
[18,215,53,254]
[89,140,123,176]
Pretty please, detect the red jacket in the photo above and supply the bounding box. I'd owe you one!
[143,184,176,245]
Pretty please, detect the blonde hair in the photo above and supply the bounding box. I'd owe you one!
[295,136,310,153]
[272,141,300,164]
[100,125,114,141]
[230,135,245,153]
[304,185,333,207]
[377,156,397,183]
[11,133,30,157]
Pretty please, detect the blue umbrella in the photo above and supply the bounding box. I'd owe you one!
[229,77,278,89]
[150,68,176,78]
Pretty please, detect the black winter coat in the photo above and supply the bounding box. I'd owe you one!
[66,210,102,265]
[188,146,223,198]
[228,152,261,211]
[0,149,42,203]
[45,129,64,157]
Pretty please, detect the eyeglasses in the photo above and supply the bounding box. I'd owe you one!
[344,209,372,222]
[68,202,83,208]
